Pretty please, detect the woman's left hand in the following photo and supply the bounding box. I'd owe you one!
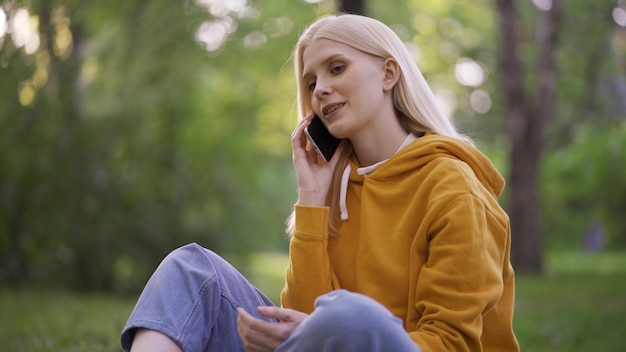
[237,306,308,352]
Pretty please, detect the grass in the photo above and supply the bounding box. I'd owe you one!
[0,290,134,351]
[0,251,625,351]
[513,251,626,351]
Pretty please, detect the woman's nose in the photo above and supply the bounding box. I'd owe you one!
[313,81,331,100]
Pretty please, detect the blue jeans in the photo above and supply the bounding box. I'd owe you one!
[121,243,420,352]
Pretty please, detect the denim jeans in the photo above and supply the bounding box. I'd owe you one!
[121,243,420,352]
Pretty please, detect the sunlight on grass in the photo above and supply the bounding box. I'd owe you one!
[247,251,289,305]
[546,250,626,275]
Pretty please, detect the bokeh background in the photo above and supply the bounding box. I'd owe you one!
[1,0,625,350]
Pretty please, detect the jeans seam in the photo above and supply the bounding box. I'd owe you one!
[178,273,219,350]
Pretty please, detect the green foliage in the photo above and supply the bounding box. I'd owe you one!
[549,0,620,148]
[0,0,624,292]
[406,0,505,138]
[403,0,625,254]
[0,0,329,293]
[542,121,626,250]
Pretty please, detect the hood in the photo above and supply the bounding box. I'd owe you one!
[372,133,505,197]
[338,133,505,221]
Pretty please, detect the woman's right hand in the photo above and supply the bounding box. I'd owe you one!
[291,112,343,207]
[237,306,308,352]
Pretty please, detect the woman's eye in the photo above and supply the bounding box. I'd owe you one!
[307,81,316,91]
[331,65,344,74]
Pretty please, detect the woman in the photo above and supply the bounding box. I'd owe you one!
[121,14,519,352]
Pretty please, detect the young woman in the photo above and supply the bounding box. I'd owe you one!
[121,14,519,352]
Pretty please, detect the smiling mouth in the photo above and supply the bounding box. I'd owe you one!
[323,103,344,116]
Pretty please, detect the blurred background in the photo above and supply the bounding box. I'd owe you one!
[1,0,625,350]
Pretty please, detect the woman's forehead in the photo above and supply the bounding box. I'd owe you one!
[301,39,360,73]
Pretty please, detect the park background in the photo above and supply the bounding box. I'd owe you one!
[1,0,625,350]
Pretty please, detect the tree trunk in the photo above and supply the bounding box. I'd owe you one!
[337,0,366,15]
[495,0,562,273]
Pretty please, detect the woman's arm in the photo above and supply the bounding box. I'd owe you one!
[280,205,341,313]
[410,193,508,351]
[281,113,344,312]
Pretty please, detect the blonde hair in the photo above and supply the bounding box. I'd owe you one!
[287,14,473,236]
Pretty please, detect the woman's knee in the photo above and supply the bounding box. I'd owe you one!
[162,243,207,265]
[149,243,224,289]
[277,290,414,352]
[159,243,223,273]
[312,290,401,331]
[287,290,400,338]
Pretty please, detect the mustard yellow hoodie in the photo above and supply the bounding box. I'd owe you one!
[281,133,519,351]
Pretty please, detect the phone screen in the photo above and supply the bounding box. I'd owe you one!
[304,115,341,162]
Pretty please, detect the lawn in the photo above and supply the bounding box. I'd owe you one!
[513,251,626,351]
[0,251,624,351]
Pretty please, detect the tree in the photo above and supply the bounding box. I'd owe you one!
[337,0,366,15]
[0,0,214,289]
[494,0,563,273]
[0,0,315,292]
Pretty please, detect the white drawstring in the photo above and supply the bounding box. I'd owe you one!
[339,164,352,220]
[337,134,418,222]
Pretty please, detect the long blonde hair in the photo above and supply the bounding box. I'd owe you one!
[287,14,473,236]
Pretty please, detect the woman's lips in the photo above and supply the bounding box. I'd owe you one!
[323,103,344,118]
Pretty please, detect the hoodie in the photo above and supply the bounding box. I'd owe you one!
[281,133,519,352]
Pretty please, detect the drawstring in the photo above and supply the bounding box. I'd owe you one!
[339,164,352,220]
[336,133,420,222]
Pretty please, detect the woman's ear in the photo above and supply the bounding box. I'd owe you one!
[382,58,400,92]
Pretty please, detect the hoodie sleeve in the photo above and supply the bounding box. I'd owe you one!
[409,164,510,351]
[280,205,340,313]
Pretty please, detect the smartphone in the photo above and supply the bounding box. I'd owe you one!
[304,115,341,162]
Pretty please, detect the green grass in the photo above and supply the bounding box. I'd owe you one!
[0,290,135,351]
[514,251,626,351]
[1,251,625,351]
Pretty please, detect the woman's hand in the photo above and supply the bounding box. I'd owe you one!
[237,306,308,352]
[291,112,343,206]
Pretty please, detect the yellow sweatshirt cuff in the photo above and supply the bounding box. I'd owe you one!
[294,204,329,238]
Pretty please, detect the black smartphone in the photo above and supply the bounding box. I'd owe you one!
[304,115,341,162]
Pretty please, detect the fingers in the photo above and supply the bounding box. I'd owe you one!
[257,306,308,323]
[237,308,285,352]
[237,307,308,352]
[290,111,338,206]
[291,111,315,141]
[291,112,319,167]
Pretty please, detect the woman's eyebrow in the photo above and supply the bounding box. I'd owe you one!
[302,54,345,80]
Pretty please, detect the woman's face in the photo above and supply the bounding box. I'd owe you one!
[301,38,391,140]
